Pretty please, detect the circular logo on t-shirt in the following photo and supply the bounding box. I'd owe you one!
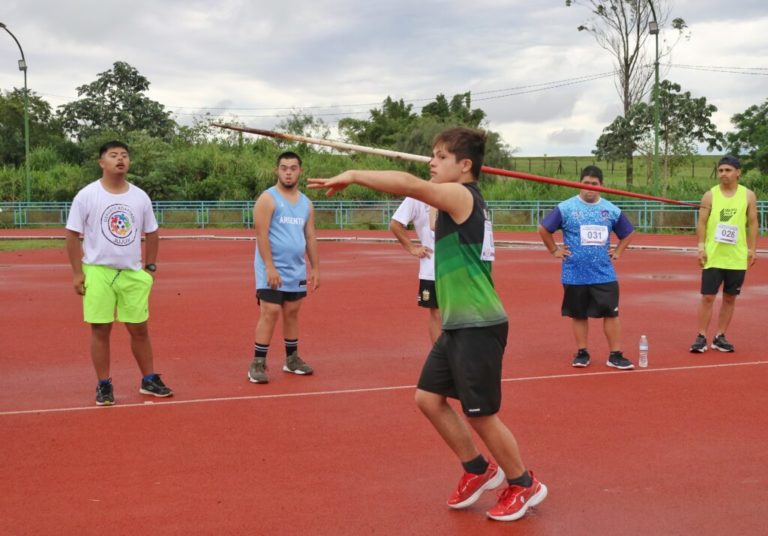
[101,204,137,246]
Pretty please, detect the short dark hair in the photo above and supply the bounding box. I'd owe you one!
[99,141,130,157]
[580,165,603,184]
[718,155,741,169]
[277,151,302,167]
[432,127,486,179]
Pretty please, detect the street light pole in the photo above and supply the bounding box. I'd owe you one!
[0,22,31,202]
[647,3,661,198]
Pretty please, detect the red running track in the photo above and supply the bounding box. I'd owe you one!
[1,230,767,535]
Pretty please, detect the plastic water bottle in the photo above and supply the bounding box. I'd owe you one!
[638,335,649,368]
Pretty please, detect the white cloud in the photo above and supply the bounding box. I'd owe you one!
[1,0,765,157]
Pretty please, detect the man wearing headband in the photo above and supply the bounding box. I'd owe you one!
[690,156,758,353]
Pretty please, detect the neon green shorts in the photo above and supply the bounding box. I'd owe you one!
[82,264,154,324]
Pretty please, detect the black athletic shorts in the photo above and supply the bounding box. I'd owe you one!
[256,288,307,305]
[417,322,508,417]
[701,268,746,296]
[417,279,438,309]
[562,282,619,319]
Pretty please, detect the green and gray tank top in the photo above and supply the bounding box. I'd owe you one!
[435,182,507,330]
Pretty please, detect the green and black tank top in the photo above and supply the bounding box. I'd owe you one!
[435,182,507,330]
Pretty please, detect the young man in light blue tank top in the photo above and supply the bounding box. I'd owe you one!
[249,152,319,383]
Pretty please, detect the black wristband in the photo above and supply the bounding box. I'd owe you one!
[145,263,157,272]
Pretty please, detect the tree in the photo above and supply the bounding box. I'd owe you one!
[421,92,486,128]
[594,106,650,165]
[276,110,330,139]
[57,61,176,141]
[594,80,723,193]
[566,0,687,186]
[726,99,768,174]
[338,93,514,175]
[652,80,722,189]
[338,97,418,147]
[0,89,70,166]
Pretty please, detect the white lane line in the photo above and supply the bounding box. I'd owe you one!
[1,360,766,417]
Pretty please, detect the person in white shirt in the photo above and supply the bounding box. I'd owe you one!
[390,197,441,343]
[65,141,172,406]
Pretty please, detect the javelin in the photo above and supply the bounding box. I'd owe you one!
[213,123,699,207]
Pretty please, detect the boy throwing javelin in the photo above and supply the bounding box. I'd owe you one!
[308,128,546,522]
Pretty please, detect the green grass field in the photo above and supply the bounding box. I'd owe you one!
[509,155,722,185]
[0,239,64,251]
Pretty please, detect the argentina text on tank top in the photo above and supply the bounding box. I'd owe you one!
[254,186,310,291]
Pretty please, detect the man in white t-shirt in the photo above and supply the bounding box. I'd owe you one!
[390,197,441,343]
[65,141,173,406]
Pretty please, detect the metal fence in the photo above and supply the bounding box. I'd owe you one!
[1,199,767,234]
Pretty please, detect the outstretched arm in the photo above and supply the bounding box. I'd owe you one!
[308,170,473,225]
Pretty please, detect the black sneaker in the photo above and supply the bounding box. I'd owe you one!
[606,351,634,370]
[572,349,590,367]
[140,374,173,397]
[711,334,735,353]
[690,334,708,353]
[96,380,115,406]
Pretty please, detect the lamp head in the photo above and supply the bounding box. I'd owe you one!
[649,21,659,35]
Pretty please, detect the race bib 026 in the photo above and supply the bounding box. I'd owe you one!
[714,223,738,245]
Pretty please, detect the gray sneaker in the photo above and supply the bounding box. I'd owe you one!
[283,352,313,375]
[248,357,269,383]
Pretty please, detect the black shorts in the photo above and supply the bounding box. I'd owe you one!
[701,268,746,296]
[417,279,438,309]
[417,322,508,417]
[256,289,307,305]
[562,282,619,319]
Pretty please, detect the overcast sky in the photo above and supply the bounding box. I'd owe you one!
[1,0,766,156]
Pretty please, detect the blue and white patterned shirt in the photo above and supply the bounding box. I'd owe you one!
[540,196,633,285]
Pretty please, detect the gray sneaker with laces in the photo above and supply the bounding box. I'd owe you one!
[711,334,735,352]
[690,334,708,353]
[283,352,313,375]
[248,357,269,383]
[572,349,590,367]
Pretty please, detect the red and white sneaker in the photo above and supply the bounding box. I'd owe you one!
[486,471,547,521]
[447,462,506,509]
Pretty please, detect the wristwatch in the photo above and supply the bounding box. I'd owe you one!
[145,263,157,272]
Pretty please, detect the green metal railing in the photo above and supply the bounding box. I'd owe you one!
[1,200,766,234]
